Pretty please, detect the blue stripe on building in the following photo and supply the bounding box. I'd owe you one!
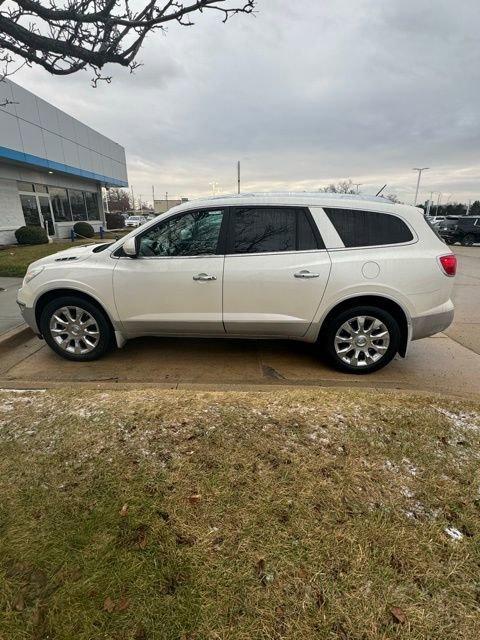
[0,145,128,188]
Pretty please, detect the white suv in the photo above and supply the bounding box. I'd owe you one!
[17,193,456,374]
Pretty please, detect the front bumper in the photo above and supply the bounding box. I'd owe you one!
[411,305,454,340]
[17,300,40,335]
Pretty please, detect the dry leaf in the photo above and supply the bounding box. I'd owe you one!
[390,605,407,624]
[119,504,129,517]
[13,592,25,611]
[188,493,202,504]
[116,595,130,612]
[103,596,115,613]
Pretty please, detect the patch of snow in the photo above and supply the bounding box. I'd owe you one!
[444,526,463,541]
[434,407,480,433]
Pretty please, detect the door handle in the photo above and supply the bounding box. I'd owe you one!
[193,273,217,281]
[294,270,320,279]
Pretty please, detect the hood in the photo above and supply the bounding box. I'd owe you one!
[31,243,102,268]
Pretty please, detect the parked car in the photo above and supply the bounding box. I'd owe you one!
[17,193,456,374]
[450,216,480,246]
[125,215,147,228]
[426,215,446,225]
[436,216,462,244]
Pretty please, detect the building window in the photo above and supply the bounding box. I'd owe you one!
[18,181,34,192]
[84,191,100,220]
[34,184,48,194]
[68,189,88,221]
[19,194,41,226]
[49,187,72,221]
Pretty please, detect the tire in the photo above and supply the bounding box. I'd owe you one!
[323,305,400,374]
[461,234,475,246]
[40,295,113,361]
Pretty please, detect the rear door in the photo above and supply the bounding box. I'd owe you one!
[222,206,331,336]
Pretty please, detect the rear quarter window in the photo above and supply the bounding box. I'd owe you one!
[323,208,414,247]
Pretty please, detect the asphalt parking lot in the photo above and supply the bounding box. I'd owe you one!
[1,247,479,397]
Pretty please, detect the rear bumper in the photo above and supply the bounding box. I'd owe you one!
[411,304,454,340]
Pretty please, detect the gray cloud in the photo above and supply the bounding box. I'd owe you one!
[14,0,480,204]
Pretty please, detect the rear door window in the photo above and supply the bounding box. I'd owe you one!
[323,208,414,247]
[228,207,324,254]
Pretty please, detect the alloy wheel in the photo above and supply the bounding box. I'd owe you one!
[49,306,100,355]
[334,315,390,368]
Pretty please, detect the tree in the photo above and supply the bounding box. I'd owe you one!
[106,187,131,213]
[319,179,356,194]
[470,200,480,216]
[0,1,255,85]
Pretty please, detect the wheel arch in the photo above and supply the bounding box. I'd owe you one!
[35,288,116,338]
[318,295,410,357]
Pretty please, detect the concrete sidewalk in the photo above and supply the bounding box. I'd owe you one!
[0,277,23,336]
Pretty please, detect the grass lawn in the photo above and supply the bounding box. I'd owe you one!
[0,232,127,278]
[0,388,479,639]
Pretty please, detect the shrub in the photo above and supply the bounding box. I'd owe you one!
[15,225,49,245]
[73,221,95,238]
[106,212,125,229]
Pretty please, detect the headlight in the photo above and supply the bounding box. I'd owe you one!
[23,266,45,285]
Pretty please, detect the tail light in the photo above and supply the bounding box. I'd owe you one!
[439,254,457,277]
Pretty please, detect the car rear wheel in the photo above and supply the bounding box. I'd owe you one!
[461,233,475,246]
[323,305,400,374]
[40,296,112,361]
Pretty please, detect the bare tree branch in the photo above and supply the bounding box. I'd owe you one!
[0,1,256,85]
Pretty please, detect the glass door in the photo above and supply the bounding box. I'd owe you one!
[19,194,41,227]
[38,195,55,236]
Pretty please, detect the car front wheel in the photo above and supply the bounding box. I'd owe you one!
[40,296,113,361]
[323,305,400,374]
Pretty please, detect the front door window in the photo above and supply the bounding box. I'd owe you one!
[20,194,41,227]
[138,209,224,257]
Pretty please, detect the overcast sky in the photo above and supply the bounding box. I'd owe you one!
[13,0,480,206]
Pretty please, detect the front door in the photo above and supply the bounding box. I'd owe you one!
[113,208,226,335]
[223,206,331,336]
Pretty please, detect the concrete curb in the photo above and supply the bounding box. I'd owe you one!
[0,324,33,348]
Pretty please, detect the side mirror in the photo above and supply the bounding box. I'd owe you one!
[123,236,138,258]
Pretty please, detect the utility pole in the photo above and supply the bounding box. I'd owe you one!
[466,199,471,215]
[412,167,429,206]
[237,161,241,194]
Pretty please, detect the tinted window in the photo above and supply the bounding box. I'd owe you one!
[324,208,413,247]
[298,210,322,250]
[138,209,223,257]
[85,192,100,220]
[69,189,87,221]
[230,207,322,254]
[50,188,72,221]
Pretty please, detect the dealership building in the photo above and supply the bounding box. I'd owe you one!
[0,79,127,245]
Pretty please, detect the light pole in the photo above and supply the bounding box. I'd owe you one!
[412,167,429,206]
